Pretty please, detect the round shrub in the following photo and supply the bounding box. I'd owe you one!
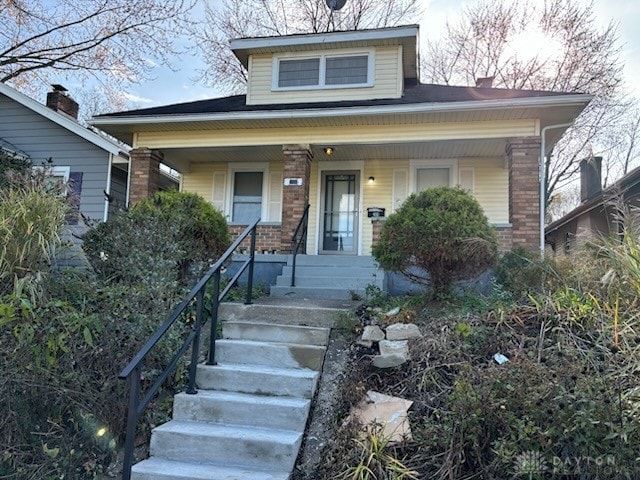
[372,186,497,297]
[83,190,230,284]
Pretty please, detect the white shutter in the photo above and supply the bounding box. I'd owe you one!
[459,168,475,194]
[268,171,283,222]
[392,169,408,212]
[212,172,227,214]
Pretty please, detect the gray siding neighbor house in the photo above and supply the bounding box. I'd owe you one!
[0,82,133,267]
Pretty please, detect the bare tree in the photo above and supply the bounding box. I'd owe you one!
[1,0,196,108]
[422,0,625,209]
[195,0,421,93]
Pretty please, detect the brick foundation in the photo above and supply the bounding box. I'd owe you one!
[229,224,283,253]
[507,137,541,251]
[495,226,513,254]
[280,145,312,253]
[129,148,162,205]
[371,219,385,248]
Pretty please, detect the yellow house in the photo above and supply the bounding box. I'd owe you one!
[92,25,591,259]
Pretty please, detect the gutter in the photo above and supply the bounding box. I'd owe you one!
[90,94,593,127]
[540,122,574,253]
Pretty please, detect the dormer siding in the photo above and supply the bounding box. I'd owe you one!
[246,45,404,105]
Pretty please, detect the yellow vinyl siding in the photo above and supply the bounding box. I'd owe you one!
[135,120,537,150]
[459,158,509,223]
[306,161,319,253]
[181,162,217,201]
[246,46,402,105]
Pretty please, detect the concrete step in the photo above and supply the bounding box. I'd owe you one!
[196,363,319,398]
[290,255,378,267]
[223,321,330,346]
[131,458,289,480]
[149,421,302,472]
[275,274,382,288]
[219,299,357,328]
[281,265,381,277]
[215,339,326,371]
[270,285,365,300]
[173,390,311,431]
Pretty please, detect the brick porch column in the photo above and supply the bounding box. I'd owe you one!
[281,144,313,253]
[129,148,163,205]
[507,137,541,251]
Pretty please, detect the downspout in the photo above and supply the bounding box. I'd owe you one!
[540,122,574,253]
[104,154,114,222]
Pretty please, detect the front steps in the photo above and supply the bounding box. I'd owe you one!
[131,317,331,480]
[270,254,383,300]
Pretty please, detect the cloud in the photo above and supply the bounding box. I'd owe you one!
[122,92,155,104]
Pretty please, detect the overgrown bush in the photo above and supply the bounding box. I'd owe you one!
[372,186,497,298]
[0,152,30,189]
[494,247,549,299]
[0,167,68,298]
[83,190,230,284]
[0,270,189,479]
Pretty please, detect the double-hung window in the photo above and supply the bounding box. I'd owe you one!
[232,171,263,224]
[275,51,372,90]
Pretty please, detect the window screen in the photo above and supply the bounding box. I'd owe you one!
[233,172,263,223]
[278,58,320,87]
[325,55,368,85]
[416,168,450,191]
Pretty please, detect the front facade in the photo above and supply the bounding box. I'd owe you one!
[93,26,591,256]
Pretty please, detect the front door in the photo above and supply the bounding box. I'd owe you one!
[320,171,359,254]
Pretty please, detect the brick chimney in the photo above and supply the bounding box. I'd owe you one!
[475,76,495,88]
[46,84,79,119]
[580,156,602,203]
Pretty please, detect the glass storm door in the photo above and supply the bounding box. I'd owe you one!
[320,172,359,254]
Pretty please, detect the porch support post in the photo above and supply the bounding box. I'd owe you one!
[281,144,313,253]
[507,137,541,251]
[129,148,163,205]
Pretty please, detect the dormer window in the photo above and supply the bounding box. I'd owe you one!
[273,50,373,91]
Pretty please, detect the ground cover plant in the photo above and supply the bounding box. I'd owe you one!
[316,214,640,479]
[0,184,231,478]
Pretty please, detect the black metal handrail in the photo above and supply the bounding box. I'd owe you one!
[118,217,260,480]
[290,204,310,287]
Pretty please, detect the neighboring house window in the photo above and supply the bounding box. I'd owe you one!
[33,165,70,193]
[274,51,373,90]
[232,171,263,224]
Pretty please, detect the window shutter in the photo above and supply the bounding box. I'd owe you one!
[392,169,408,212]
[68,171,83,225]
[211,172,226,214]
[459,168,475,194]
[268,171,283,222]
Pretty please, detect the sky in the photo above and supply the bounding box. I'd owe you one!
[110,0,640,110]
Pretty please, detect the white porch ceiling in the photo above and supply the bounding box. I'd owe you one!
[165,139,507,172]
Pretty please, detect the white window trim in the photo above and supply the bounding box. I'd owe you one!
[33,165,70,182]
[409,159,458,193]
[226,162,269,225]
[272,48,375,91]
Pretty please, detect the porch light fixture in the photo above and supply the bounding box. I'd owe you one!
[368,176,375,184]
[323,146,334,156]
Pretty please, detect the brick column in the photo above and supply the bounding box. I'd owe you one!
[507,137,541,251]
[281,144,312,253]
[129,148,163,205]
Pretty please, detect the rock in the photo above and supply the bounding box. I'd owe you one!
[351,390,413,441]
[385,306,401,317]
[356,339,373,348]
[361,325,385,342]
[385,323,422,340]
[379,339,409,358]
[372,354,406,368]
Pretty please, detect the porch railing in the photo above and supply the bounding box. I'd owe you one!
[290,204,310,287]
[118,217,260,480]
